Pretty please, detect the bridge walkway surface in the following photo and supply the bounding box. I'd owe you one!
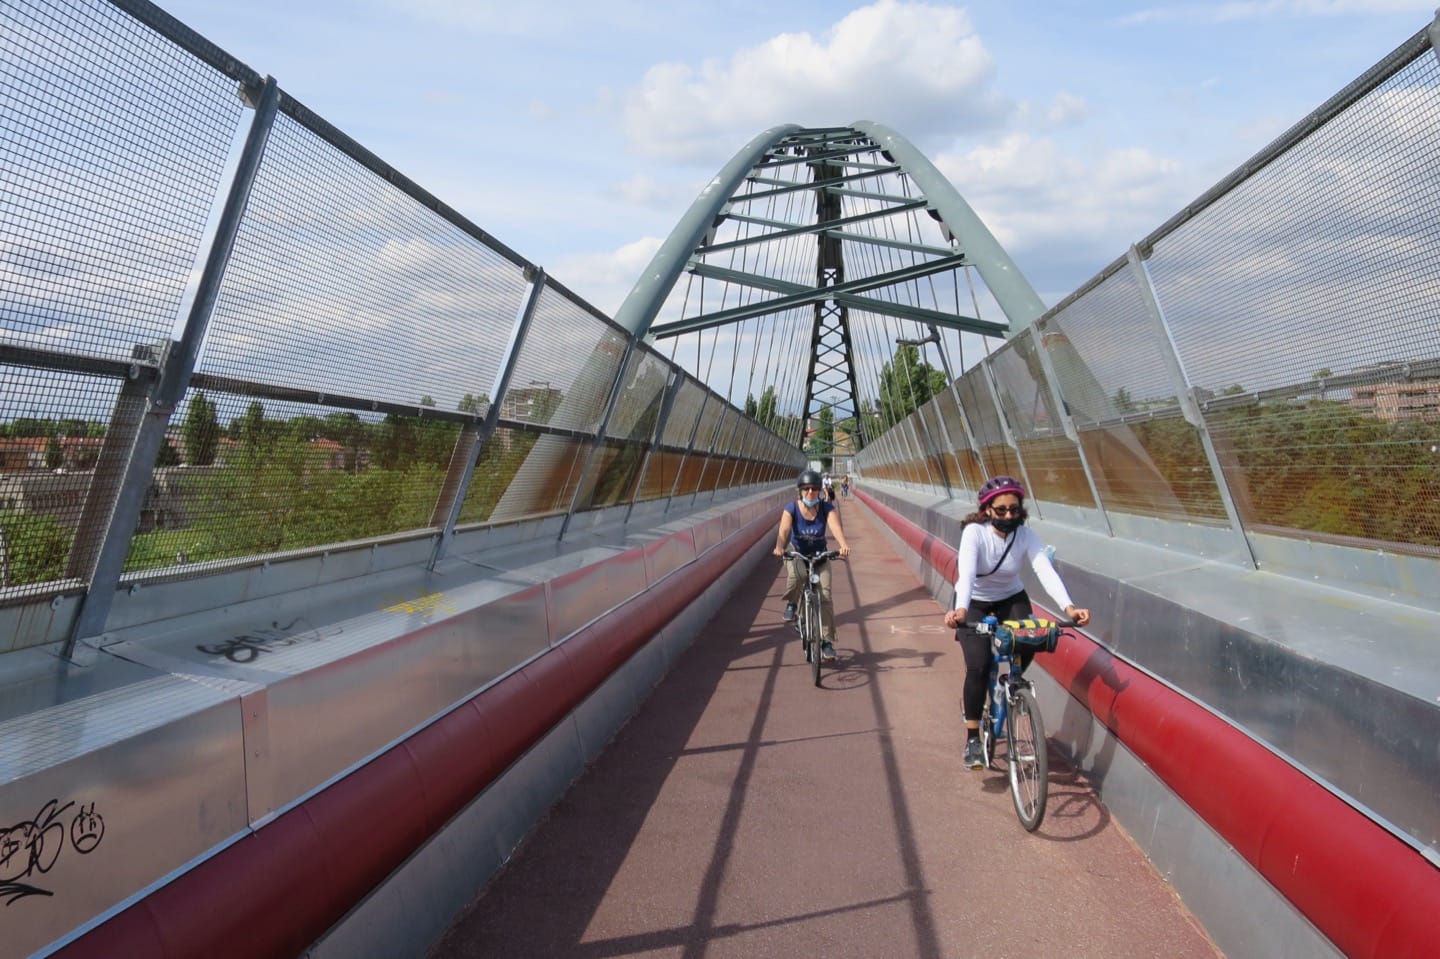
[428,498,1221,959]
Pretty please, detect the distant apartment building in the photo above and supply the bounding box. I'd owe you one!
[500,381,564,423]
[1350,380,1440,423]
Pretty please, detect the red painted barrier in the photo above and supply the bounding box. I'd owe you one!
[53,507,776,959]
[855,488,1440,959]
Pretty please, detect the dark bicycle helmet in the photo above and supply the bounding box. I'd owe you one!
[978,475,1025,506]
[797,469,823,488]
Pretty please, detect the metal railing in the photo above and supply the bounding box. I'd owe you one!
[856,18,1440,595]
[0,0,804,651]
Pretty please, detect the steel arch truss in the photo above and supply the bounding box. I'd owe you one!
[623,124,1042,464]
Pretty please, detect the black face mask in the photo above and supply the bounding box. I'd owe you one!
[992,516,1023,534]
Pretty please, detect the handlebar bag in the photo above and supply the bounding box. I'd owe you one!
[992,618,1061,655]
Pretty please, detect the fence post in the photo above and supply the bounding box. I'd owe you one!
[428,266,546,567]
[1028,323,1113,536]
[979,356,1041,518]
[558,329,639,540]
[623,367,685,524]
[1126,245,1257,568]
[63,78,280,658]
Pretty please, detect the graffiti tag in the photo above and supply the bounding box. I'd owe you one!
[0,800,106,906]
[197,618,339,663]
[382,592,457,618]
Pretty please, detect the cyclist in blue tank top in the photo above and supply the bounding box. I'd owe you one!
[773,469,851,662]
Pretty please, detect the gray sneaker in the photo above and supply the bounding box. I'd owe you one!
[964,737,984,770]
[783,603,796,621]
[820,640,837,662]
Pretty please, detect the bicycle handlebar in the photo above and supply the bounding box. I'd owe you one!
[781,549,843,563]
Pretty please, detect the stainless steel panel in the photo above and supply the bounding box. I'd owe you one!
[0,698,247,959]
[544,547,648,644]
[260,589,551,814]
[643,531,697,586]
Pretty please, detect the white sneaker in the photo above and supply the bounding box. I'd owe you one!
[820,641,837,662]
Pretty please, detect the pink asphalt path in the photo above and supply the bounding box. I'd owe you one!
[429,498,1222,959]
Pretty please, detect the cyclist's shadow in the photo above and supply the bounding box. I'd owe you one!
[817,646,943,690]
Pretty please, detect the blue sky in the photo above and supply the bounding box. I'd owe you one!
[109,0,1440,315]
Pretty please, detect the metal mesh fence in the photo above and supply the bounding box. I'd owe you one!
[1040,267,1179,426]
[0,366,127,595]
[197,112,526,414]
[1,0,247,363]
[129,389,454,576]
[853,23,1440,560]
[1142,51,1440,551]
[505,289,626,435]
[606,348,668,443]
[661,380,705,448]
[2,1,799,624]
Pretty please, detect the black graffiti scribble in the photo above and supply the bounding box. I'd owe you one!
[70,803,104,854]
[0,799,105,906]
[197,618,338,663]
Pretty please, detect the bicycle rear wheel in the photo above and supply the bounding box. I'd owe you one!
[805,592,823,686]
[1006,685,1048,831]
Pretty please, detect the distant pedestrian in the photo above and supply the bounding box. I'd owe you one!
[840,474,850,498]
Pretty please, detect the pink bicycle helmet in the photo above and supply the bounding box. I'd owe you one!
[978,475,1025,506]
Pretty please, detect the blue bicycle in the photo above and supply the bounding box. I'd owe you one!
[975,616,1067,831]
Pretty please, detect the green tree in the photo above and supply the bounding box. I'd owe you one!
[183,392,220,465]
[322,411,367,471]
[44,436,63,470]
[744,393,757,418]
[458,392,490,415]
[808,406,835,472]
[156,437,181,467]
[877,344,947,429]
[233,400,267,443]
[756,386,778,432]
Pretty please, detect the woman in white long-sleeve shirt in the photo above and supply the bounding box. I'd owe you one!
[941,476,1090,769]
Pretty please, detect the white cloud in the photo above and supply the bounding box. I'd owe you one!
[622,0,1008,162]
[1045,92,1089,126]
[551,236,664,315]
[932,133,1186,255]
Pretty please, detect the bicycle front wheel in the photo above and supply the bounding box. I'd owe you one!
[978,704,994,770]
[805,592,823,686]
[1006,685,1048,831]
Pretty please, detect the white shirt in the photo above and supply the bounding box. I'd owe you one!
[953,522,1074,613]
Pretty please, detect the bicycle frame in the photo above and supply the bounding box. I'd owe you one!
[783,550,839,686]
[974,616,1066,831]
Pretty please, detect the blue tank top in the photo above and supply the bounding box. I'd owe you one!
[787,500,833,556]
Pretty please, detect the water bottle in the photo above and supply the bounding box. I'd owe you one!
[978,614,998,634]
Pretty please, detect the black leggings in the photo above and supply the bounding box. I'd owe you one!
[957,590,1035,722]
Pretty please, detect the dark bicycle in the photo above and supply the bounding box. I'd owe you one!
[783,549,841,686]
[974,615,1069,831]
